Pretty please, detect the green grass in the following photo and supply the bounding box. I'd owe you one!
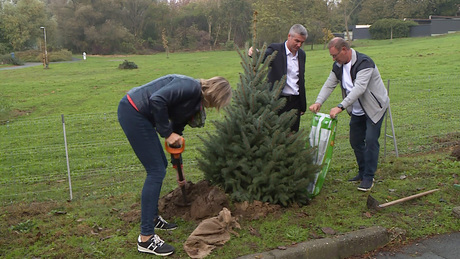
[1,34,460,258]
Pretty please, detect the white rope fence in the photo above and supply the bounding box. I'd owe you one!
[1,75,459,204]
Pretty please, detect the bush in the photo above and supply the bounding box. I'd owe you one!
[14,50,42,62]
[224,41,235,51]
[13,49,73,62]
[370,19,418,40]
[118,60,138,69]
[0,54,24,66]
[48,49,73,62]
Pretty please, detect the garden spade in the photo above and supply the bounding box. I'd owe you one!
[165,137,191,207]
[367,189,439,211]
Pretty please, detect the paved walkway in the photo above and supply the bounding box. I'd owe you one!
[0,62,42,70]
[373,231,460,259]
[0,58,80,71]
[237,228,460,259]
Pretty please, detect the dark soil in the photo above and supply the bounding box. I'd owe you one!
[158,180,282,222]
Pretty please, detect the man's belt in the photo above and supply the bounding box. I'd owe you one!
[280,95,300,102]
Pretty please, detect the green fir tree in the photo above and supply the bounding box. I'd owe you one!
[197,44,319,206]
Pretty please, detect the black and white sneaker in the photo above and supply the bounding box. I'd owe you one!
[154,216,177,230]
[357,178,374,192]
[137,234,175,256]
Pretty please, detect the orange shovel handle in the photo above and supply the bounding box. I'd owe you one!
[165,137,185,157]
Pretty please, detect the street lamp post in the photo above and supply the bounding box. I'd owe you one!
[40,26,48,68]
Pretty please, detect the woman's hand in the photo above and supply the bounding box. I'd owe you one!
[166,133,183,147]
[176,171,186,187]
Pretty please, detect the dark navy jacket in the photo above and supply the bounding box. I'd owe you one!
[127,74,202,138]
[264,42,307,112]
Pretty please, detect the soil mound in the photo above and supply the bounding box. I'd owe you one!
[158,180,283,221]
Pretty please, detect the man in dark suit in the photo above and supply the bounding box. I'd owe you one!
[249,24,308,132]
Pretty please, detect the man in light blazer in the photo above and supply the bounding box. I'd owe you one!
[309,37,390,191]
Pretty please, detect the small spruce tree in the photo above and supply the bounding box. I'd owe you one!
[197,44,319,206]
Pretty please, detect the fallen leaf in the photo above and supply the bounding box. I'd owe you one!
[321,227,336,235]
[248,226,261,237]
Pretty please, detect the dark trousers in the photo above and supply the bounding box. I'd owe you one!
[279,95,302,132]
[117,95,167,236]
[349,114,384,180]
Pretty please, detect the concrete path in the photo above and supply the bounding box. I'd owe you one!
[0,58,81,71]
[373,231,460,259]
[237,228,460,259]
[0,62,42,70]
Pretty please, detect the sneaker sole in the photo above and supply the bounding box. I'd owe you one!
[138,245,174,256]
[155,226,177,231]
[357,182,374,192]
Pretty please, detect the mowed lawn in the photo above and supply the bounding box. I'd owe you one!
[0,33,459,258]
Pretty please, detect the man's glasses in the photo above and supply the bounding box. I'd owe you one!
[330,49,342,59]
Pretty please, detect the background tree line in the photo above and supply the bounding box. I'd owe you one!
[0,0,458,55]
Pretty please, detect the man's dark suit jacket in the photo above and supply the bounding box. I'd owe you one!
[264,43,307,112]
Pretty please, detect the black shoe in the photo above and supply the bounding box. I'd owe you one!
[348,175,363,182]
[357,178,374,191]
[137,234,175,256]
[154,216,177,230]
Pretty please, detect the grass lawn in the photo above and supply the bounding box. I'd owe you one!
[0,33,459,258]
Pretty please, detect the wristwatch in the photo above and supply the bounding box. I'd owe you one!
[337,104,345,110]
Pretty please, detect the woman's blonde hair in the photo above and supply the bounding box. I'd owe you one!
[200,77,232,110]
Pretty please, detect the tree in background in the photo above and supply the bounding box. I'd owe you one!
[197,44,318,206]
[339,0,363,41]
[359,0,460,24]
[1,0,460,55]
[50,0,137,55]
[221,0,252,47]
[252,0,297,44]
[143,1,172,51]
[358,0,397,24]
[0,0,53,51]
[370,18,418,40]
[252,0,331,47]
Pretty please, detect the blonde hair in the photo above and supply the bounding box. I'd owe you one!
[200,77,232,110]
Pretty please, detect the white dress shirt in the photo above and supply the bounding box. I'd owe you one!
[282,42,300,96]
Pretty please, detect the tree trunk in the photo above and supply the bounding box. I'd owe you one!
[208,17,212,50]
[227,23,232,42]
[213,24,221,48]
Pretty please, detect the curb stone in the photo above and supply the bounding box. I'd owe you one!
[237,226,390,259]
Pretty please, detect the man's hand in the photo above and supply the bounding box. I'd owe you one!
[309,103,321,113]
[248,46,254,56]
[329,107,342,119]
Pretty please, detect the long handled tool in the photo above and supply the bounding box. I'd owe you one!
[367,189,439,210]
[165,137,190,207]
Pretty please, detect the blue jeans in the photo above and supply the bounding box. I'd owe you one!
[349,114,384,180]
[117,95,167,236]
